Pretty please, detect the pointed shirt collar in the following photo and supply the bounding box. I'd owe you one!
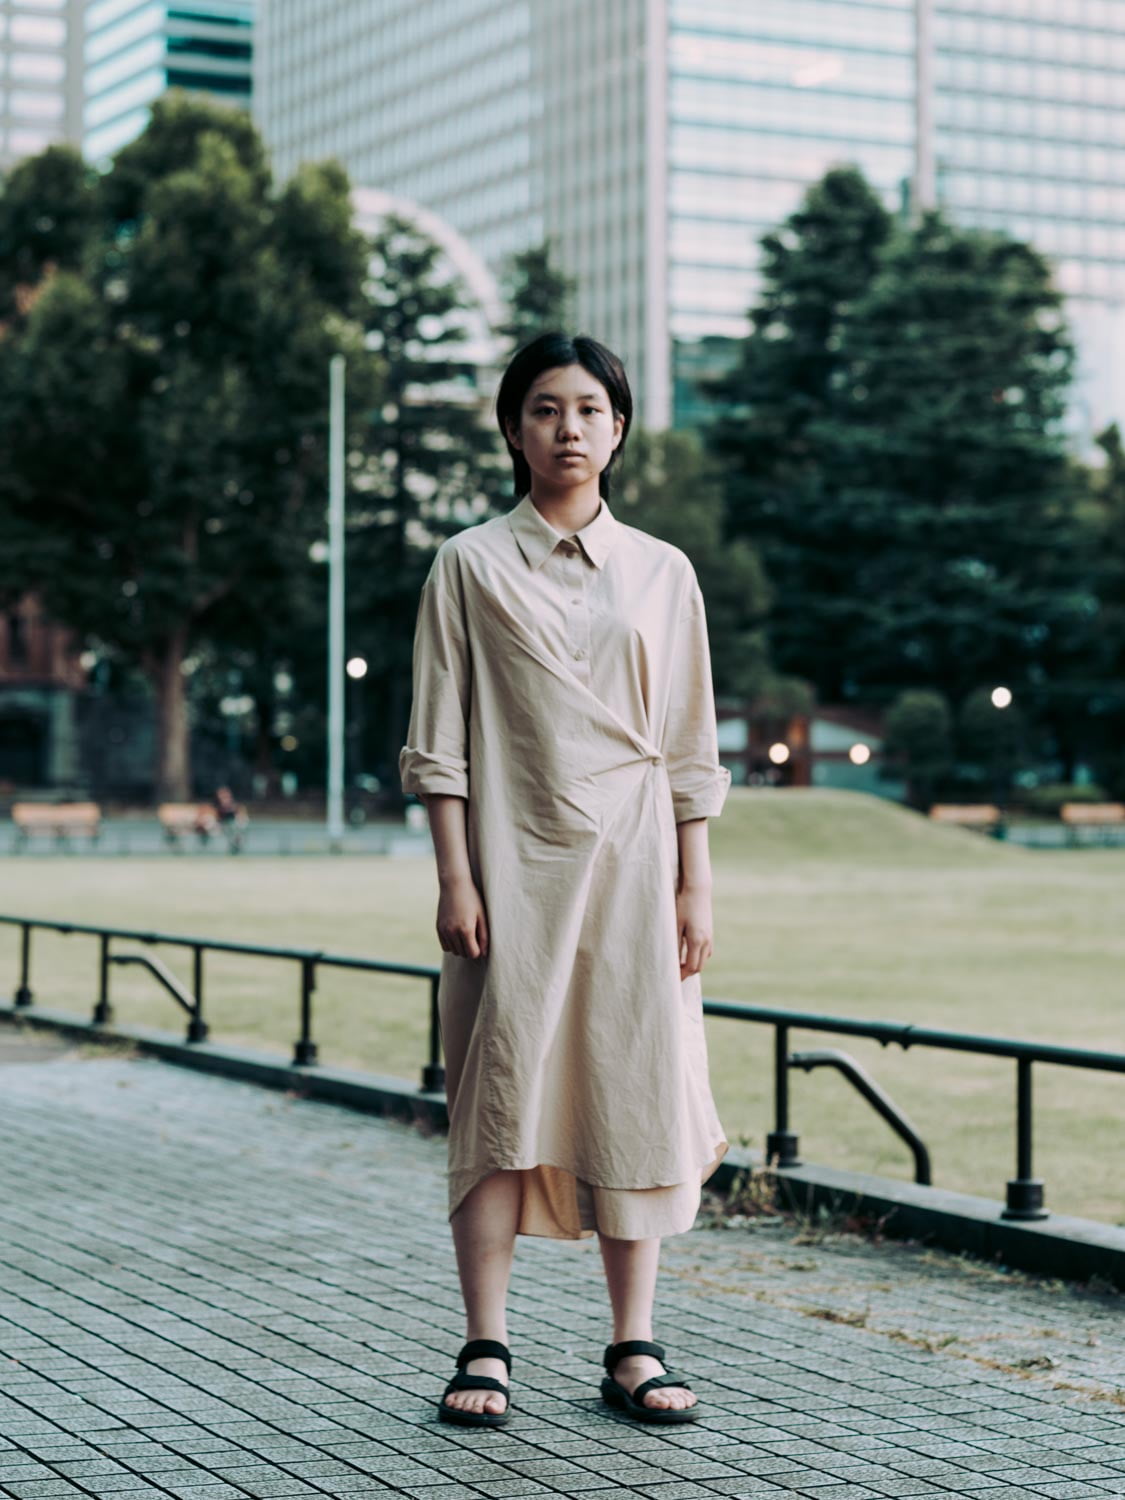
[507,493,620,571]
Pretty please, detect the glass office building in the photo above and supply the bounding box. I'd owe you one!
[931,0,1125,440]
[83,0,254,167]
[0,0,84,172]
[254,0,1125,440]
[255,0,665,423]
[667,0,917,425]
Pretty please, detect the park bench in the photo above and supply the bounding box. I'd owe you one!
[11,801,101,850]
[158,802,247,852]
[1059,801,1125,846]
[928,803,1004,836]
[158,803,209,848]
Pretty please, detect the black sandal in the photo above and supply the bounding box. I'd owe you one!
[601,1339,699,1424]
[437,1338,512,1427]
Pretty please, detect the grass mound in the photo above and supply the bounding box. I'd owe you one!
[711,786,1021,867]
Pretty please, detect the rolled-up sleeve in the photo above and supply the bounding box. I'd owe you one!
[399,544,471,800]
[662,572,731,822]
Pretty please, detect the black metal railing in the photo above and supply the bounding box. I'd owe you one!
[3,913,1123,1224]
[0,914,444,1089]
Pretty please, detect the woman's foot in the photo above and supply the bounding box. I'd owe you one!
[608,1350,696,1412]
[442,1354,509,1417]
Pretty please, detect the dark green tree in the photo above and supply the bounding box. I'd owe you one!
[1081,423,1125,794]
[811,213,1092,713]
[956,686,1030,805]
[0,144,99,321]
[704,167,894,697]
[0,93,375,799]
[496,238,576,353]
[351,213,508,779]
[615,427,784,705]
[883,688,954,809]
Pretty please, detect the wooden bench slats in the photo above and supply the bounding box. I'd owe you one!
[1059,802,1125,825]
[928,804,1002,825]
[11,802,101,835]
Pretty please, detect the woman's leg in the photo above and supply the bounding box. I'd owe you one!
[445,1168,521,1415]
[597,1232,697,1411]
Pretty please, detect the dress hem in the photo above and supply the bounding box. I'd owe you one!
[447,1137,730,1238]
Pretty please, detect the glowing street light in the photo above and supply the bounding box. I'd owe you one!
[346,656,368,680]
[768,742,790,765]
[991,685,1013,709]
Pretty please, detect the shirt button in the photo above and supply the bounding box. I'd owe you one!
[573,648,586,660]
[570,597,581,605]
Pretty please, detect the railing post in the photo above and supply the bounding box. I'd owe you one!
[1003,1057,1047,1219]
[186,945,208,1043]
[14,923,33,1007]
[92,932,113,1024]
[421,972,445,1092]
[293,956,318,1065]
[766,1023,801,1166]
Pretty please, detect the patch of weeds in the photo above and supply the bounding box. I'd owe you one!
[882,1327,960,1353]
[804,1304,870,1328]
[76,1037,140,1061]
[700,1136,787,1229]
[1077,1273,1120,1299]
[1050,1380,1125,1409]
[789,1189,896,1247]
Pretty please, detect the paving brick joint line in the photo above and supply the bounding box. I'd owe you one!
[0,1033,1122,1500]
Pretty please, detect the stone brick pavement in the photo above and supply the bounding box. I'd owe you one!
[0,1026,1122,1500]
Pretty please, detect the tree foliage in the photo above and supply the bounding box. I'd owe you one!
[496,239,576,353]
[0,93,376,798]
[708,167,1100,789]
[614,427,784,705]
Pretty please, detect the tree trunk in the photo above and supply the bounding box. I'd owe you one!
[253,692,280,797]
[148,626,191,803]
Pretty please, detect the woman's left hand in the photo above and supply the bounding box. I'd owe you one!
[676,883,714,980]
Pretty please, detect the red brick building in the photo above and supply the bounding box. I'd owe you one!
[0,596,85,791]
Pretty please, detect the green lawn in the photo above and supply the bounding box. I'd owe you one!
[2,787,1122,1225]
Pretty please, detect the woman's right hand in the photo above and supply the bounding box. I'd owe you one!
[436,875,490,959]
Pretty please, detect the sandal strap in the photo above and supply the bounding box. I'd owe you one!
[457,1338,511,1372]
[604,1339,665,1373]
[631,1371,692,1407]
[444,1370,509,1396]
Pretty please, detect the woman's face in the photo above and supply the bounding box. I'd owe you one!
[506,363,624,496]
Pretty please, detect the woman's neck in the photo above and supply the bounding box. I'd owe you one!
[528,485,603,535]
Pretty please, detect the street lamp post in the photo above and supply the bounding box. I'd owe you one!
[991,685,1013,821]
[346,655,368,823]
[326,354,346,850]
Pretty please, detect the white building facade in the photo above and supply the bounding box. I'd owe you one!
[83,0,254,167]
[0,0,84,173]
[253,0,1125,440]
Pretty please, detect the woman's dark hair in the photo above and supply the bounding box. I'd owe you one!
[494,331,633,500]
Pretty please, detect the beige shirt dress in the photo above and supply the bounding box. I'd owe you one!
[399,493,731,1240]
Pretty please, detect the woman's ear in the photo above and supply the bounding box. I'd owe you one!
[504,415,521,450]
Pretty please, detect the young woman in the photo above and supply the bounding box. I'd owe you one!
[399,331,731,1428]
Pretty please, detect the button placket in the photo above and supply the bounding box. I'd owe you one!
[558,541,590,668]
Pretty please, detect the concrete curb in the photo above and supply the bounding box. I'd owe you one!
[4,1002,1122,1290]
[712,1150,1125,1290]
